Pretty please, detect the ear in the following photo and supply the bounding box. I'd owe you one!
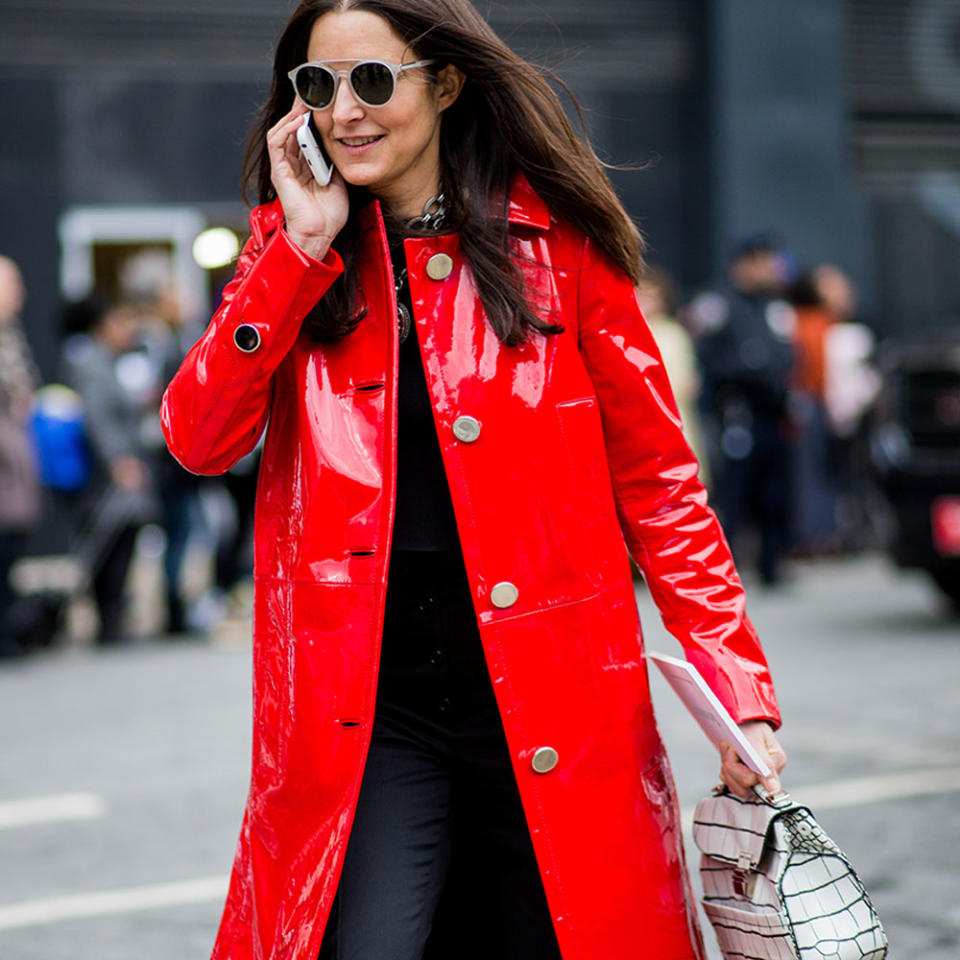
[434,63,465,112]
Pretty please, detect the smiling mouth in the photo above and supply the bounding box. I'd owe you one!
[339,135,384,147]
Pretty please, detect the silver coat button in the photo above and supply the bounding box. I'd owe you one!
[426,253,454,280]
[531,747,559,774]
[452,415,481,443]
[234,323,261,353]
[490,581,518,609]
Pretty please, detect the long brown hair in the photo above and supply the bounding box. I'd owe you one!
[242,0,644,345]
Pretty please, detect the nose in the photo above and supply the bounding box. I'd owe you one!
[330,74,364,124]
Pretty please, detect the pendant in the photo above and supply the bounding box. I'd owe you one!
[398,301,412,344]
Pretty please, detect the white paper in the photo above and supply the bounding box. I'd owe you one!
[647,650,772,777]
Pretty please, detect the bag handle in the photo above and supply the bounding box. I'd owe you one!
[752,783,794,809]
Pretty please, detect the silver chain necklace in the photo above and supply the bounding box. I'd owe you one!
[395,192,448,344]
[406,192,448,232]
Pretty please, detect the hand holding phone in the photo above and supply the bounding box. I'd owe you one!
[266,105,348,260]
[296,113,334,187]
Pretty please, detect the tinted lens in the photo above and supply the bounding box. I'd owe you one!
[349,62,395,106]
[296,66,336,108]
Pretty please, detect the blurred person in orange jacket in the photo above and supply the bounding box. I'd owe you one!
[788,265,854,554]
[161,2,786,958]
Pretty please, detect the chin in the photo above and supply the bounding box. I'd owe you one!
[335,163,384,189]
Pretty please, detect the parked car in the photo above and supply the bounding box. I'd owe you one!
[870,331,960,607]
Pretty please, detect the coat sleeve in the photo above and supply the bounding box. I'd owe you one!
[161,202,344,476]
[575,237,781,728]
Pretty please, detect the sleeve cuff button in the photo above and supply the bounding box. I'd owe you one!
[234,323,261,353]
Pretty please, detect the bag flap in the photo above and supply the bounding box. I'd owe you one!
[692,791,783,869]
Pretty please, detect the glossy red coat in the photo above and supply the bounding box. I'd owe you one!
[162,175,781,960]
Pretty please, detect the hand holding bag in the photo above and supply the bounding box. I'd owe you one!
[692,786,888,960]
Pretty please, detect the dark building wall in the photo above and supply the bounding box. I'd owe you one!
[708,0,873,303]
[60,75,264,208]
[850,0,960,335]
[0,1,287,378]
[0,67,268,379]
[0,71,64,382]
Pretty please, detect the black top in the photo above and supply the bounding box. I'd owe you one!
[387,232,461,551]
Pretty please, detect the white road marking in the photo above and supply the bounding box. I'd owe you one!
[0,876,228,932]
[681,765,960,829]
[0,793,106,830]
[781,765,960,810]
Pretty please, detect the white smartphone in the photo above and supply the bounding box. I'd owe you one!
[296,113,334,187]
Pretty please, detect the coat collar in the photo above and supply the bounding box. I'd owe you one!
[501,171,551,231]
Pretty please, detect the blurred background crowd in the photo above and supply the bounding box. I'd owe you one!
[1,255,260,652]
[1,0,959,658]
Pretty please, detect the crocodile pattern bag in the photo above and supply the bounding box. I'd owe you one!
[692,787,888,960]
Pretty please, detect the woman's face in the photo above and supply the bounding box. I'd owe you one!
[305,11,461,214]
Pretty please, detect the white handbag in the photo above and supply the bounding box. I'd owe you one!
[692,786,888,960]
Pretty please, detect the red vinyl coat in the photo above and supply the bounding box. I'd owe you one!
[162,175,781,960]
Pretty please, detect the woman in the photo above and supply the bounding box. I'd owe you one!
[162,2,786,958]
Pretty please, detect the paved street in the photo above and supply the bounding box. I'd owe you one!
[1,553,958,959]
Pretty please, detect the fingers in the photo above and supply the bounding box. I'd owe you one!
[717,721,790,799]
[718,741,757,798]
[754,725,788,794]
[268,99,309,140]
[268,118,302,161]
[267,102,311,176]
[762,743,788,793]
[718,739,783,799]
[765,738,788,775]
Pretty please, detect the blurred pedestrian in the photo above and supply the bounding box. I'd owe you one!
[61,295,157,644]
[815,265,878,436]
[635,266,709,481]
[816,266,880,549]
[162,3,786,958]
[132,283,206,635]
[0,256,41,657]
[788,267,841,554]
[691,232,795,584]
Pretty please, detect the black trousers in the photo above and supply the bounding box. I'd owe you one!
[318,551,562,960]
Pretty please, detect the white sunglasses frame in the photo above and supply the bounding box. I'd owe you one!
[287,59,436,110]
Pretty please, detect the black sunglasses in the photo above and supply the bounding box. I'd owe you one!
[288,59,436,110]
